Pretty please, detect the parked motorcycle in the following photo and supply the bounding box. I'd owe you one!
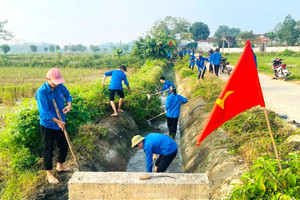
[272,58,291,81]
[220,57,232,75]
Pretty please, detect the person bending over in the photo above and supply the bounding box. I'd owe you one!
[131,133,177,173]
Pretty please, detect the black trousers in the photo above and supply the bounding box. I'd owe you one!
[214,65,220,76]
[155,149,177,172]
[40,125,68,170]
[209,64,214,73]
[167,117,178,139]
[198,69,206,80]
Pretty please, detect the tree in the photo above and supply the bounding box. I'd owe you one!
[29,45,37,53]
[49,45,55,52]
[213,25,241,47]
[236,31,257,46]
[114,48,123,58]
[189,22,210,41]
[0,20,13,41]
[44,47,48,52]
[90,45,100,52]
[276,14,299,46]
[132,31,176,59]
[0,44,10,54]
[150,16,192,42]
[55,45,60,51]
[63,45,69,52]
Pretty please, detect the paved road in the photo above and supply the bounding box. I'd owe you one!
[219,66,300,123]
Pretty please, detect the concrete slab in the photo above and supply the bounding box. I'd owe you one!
[68,172,209,200]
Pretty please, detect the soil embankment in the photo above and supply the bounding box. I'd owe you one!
[32,112,140,200]
[176,73,248,200]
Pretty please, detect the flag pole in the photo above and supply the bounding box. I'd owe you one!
[263,107,283,174]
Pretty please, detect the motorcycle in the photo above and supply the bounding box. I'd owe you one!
[220,57,232,75]
[272,58,291,81]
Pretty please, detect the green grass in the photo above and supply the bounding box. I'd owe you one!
[223,51,300,81]
[0,59,167,199]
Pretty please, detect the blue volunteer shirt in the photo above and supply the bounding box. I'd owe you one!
[189,55,195,65]
[213,52,222,65]
[36,82,72,130]
[196,57,209,71]
[166,94,188,118]
[104,70,129,90]
[143,133,178,172]
[161,80,174,95]
[209,53,215,64]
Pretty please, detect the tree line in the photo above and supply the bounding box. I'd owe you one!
[1,15,300,55]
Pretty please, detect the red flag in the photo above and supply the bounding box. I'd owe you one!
[197,40,265,145]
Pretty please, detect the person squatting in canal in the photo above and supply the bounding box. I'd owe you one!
[36,68,72,185]
[131,133,178,173]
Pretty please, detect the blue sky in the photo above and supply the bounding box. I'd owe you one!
[0,0,299,46]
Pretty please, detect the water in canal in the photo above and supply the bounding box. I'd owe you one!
[126,96,183,173]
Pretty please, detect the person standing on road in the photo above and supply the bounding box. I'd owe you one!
[36,68,72,185]
[102,65,131,117]
[213,48,222,76]
[196,54,209,81]
[160,77,174,96]
[188,53,195,70]
[131,133,178,173]
[208,49,214,73]
[166,86,187,139]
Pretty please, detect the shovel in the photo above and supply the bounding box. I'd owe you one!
[52,99,81,171]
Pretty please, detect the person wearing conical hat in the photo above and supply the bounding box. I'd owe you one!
[131,133,177,173]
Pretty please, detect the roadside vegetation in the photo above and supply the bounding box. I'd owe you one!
[223,50,300,81]
[175,57,299,200]
[0,58,167,199]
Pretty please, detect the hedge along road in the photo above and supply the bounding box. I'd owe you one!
[219,65,300,123]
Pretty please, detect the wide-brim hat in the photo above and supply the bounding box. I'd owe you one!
[131,135,144,148]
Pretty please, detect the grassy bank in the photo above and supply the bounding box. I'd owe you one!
[0,59,167,199]
[223,50,300,81]
[175,58,299,200]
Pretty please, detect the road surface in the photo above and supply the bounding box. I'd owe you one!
[219,67,300,123]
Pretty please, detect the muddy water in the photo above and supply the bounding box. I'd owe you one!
[126,95,183,173]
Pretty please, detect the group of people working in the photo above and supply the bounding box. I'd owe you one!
[36,66,186,184]
[187,48,222,80]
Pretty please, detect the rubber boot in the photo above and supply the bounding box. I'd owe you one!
[171,132,176,139]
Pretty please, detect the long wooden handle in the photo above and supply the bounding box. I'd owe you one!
[52,99,80,171]
[147,111,167,121]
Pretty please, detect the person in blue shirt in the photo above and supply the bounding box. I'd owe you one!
[208,49,214,73]
[213,48,222,76]
[103,65,131,117]
[167,52,171,62]
[183,50,187,55]
[131,133,177,173]
[188,53,195,70]
[196,54,209,81]
[160,77,174,95]
[179,51,183,59]
[166,86,188,139]
[36,68,72,184]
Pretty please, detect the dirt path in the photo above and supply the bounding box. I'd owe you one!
[219,66,300,123]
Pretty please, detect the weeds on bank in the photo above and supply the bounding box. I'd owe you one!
[174,58,300,200]
[0,59,166,199]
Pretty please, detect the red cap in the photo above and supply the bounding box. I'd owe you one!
[46,68,65,85]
